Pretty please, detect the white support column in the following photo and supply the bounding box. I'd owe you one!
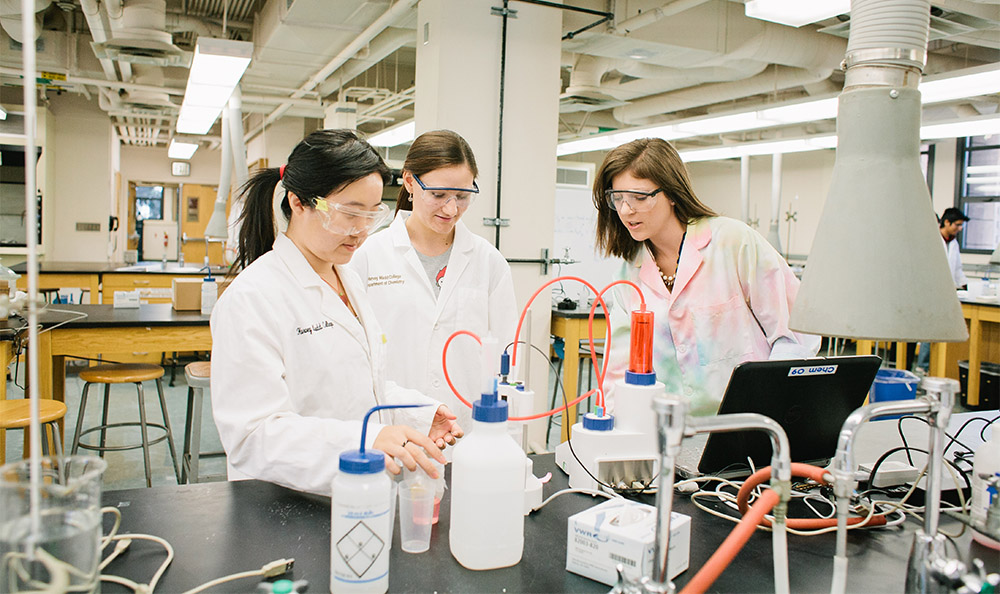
[415,0,561,449]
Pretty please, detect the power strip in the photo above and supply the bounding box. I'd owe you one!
[856,461,921,488]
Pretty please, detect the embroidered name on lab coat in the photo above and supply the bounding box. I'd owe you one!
[367,274,405,288]
[296,320,336,335]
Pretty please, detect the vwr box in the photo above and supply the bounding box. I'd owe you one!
[566,498,690,587]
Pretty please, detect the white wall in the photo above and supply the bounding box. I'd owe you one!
[47,94,112,261]
[121,144,222,187]
[686,150,837,257]
[245,117,307,171]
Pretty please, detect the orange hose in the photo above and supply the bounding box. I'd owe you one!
[736,463,887,530]
[586,279,643,409]
[679,489,780,594]
[441,329,599,420]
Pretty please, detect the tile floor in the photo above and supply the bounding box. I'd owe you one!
[3,358,227,491]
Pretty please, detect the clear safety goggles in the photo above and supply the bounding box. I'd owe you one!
[605,188,663,213]
[314,197,392,236]
[413,174,480,209]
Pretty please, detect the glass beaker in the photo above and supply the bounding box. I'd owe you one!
[0,455,107,594]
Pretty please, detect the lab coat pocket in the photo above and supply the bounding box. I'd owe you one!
[691,295,754,365]
[453,288,489,333]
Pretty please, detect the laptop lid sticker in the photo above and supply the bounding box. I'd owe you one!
[788,365,838,377]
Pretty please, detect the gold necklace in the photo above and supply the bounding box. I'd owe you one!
[658,230,687,292]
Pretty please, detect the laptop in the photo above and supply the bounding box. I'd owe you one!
[674,355,883,479]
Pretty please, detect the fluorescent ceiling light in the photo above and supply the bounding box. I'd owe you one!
[967,165,1000,174]
[368,120,415,147]
[557,66,1000,158]
[0,105,6,120]
[920,115,1000,140]
[679,135,837,162]
[745,0,850,27]
[919,64,1000,104]
[168,139,199,159]
[176,38,253,135]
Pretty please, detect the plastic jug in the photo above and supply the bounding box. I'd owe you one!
[449,389,526,570]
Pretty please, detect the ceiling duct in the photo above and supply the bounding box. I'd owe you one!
[91,0,191,67]
[119,64,178,114]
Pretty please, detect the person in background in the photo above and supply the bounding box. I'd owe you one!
[939,207,970,290]
[351,130,517,432]
[915,207,971,371]
[211,129,463,496]
[593,138,821,416]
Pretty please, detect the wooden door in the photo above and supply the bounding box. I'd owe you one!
[180,184,227,266]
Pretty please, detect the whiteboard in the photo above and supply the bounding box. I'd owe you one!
[551,184,621,304]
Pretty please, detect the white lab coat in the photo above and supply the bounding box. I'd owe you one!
[943,236,968,288]
[210,233,437,496]
[350,212,518,430]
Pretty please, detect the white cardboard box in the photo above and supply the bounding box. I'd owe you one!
[566,498,690,587]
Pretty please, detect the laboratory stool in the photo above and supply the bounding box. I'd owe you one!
[70,363,181,487]
[0,399,67,460]
[181,361,225,483]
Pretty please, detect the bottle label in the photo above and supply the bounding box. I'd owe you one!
[331,501,390,585]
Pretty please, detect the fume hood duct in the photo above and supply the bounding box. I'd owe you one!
[789,0,968,342]
[91,0,191,67]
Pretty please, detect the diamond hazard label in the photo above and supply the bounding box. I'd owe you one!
[335,521,386,577]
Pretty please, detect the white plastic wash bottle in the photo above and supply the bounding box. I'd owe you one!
[331,403,427,592]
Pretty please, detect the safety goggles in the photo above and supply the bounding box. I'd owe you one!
[413,174,480,208]
[314,198,392,236]
[605,188,663,213]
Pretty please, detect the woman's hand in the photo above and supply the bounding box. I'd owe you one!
[429,405,464,449]
[374,425,446,477]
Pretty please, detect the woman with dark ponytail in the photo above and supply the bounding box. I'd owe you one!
[211,129,463,496]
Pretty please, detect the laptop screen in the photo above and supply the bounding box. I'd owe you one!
[696,355,883,476]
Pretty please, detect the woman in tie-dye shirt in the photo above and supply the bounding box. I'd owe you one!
[595,138,821,416]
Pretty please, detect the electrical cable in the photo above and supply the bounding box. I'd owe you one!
[181,558,295,594]
[531,487,618,512]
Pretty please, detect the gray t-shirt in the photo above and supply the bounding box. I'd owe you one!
[415,246,453,298]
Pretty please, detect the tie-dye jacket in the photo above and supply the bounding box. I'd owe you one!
[601,216,821,416]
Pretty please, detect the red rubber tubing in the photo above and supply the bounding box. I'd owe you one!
[679,488,781,594]
[736,463,887,529]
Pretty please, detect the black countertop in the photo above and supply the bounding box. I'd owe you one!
[97,453,997,593]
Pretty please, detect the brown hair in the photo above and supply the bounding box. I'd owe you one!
[396,130,478,214]
[593,138,716,260]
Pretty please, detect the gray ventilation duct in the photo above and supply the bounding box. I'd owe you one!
[790,0,968,342]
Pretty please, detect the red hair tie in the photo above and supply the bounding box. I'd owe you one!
[279,165,286,180]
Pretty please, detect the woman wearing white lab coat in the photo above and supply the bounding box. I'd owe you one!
[211,130,462,496]
[351,130,517,431]
[594,138,820,416]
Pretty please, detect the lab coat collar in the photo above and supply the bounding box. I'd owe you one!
[273,233,369,350]
[386,211,475,313]
[637,217,712,298]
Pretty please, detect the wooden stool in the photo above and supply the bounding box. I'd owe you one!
[182,361,225,483]
[70,363,181,487]
[1,399,67,460]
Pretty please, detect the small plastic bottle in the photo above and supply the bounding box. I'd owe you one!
[449,388,527,570]
[970,428,1000,550]
[200,275,218,315]
[331,403,428,592]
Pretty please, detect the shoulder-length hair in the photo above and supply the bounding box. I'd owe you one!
[593,138,716,260]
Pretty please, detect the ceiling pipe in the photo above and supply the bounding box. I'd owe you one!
[244,0,418,143]
[611,0,713,34]
[317,27,414,98]
[614,65,833,124]
[79,0,120,82]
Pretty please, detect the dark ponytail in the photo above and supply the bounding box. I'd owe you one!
[396,130,478,214]
[231,129,391,273]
